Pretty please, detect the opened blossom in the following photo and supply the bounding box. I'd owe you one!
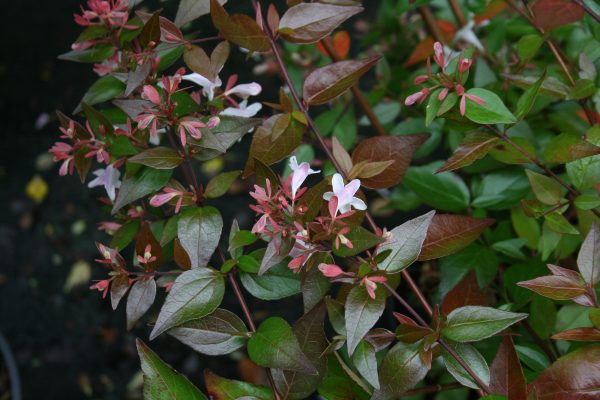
[150,187,187,213]
[323,173,367,215]
[50,142,75,176]
[289,156,320,199]
[88,164,121,201]
[361,276,388,299]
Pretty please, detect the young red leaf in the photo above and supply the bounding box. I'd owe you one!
[441,271,487,315]
[578,221,600,286]
[351,135,429,189]
[303,56,381,105]
[551,328,600,342]
[532,0,585,29]
[489,336,527,399]
[436,132,499,173]
[317,31,351,59]
[419,214,495,260]
[529,344,600,399]
[278,3,362,44]
[517,275,587,300]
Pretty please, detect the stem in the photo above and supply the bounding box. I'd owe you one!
[418,6,446,44]
[320,37,386,136]
[448,0,467,27]
[573,0,600,24]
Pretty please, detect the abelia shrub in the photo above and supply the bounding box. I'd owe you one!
[51,0,600,399]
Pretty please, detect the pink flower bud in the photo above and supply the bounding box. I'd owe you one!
[458,58,472,74]
[318,263,346,278]
[413,75,428,85]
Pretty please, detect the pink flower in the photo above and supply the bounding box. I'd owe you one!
[405,88,430,106]
[323,174,367,215]
[455,84,486,116]
[177,119,206,146]
[143,85,161,105]
[318,263,349,278]
[137,244,157,265]
[361,276,387,299]
[90,279,110,299]
[98,221,122,233]
[433,41,446,70]
[135,113,159,138]
[289,156,320,199]
[150,187,185,213]
[251,214,269,234]
[50,142,75,176]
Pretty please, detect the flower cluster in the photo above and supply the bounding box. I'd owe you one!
[405,42,485,116]
[74,0,134,29]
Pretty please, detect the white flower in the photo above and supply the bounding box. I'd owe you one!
[454,21,484,52]
[289,156,320,199]
[88,164,121,201]
[220,100,262,118]
[224,82,262,99]
[323,173,367,214]
[182,72,222,101]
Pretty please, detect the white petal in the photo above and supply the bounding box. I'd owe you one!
[322,191,334,201]
[331,173,344,194]
[350,197,367,210]
[289,156,299,171]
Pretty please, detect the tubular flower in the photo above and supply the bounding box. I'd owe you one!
[289,156,320,199]
[323,173,367,215]
[88,164,122,201]
[361,276,388,299]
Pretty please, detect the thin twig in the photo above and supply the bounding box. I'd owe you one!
[448,0,467,27]
[573,0,600,23]
[418,5,445,44]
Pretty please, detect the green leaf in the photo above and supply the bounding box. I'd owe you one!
[248,317,317,374]
[425,89,443,127]
[204,370,273,400]
[442,341,490,390]
[574,194,600,210]
[371,342,429,400]
[240,260,301,300]
[204,170,240,199]
[517,34,543,63]
[303,56,380,105]
[441,306,527,343]
[210,0,270,52]
[504,74,570,98]
[568,79,596,100]
[578,221,599,285]
[112,167,172,214]
[516,72,546,120]
[168,308,248,356]
[464,88,517,125]
[404,162,470,212]
[472,169,530,210]
[518,275,586,301]
[136,339,207,400]
[526,169,563,205]
[110,219,141,250]
[352,341,380,389]
[58,45,115,63]
[545,212,579,235]
[301,256,331,313]
[177,206,223,269]
[273,303,328,399]
[278,3,362,44]
[318,352,369,400]
[377,211,435,273]
[150,267,225,339]
[345,285,386,356]
[436,131,499,173]
[489,136,536,164]
[333,226,384,257]
[229,229,258,258]
[128,147,183,169]
[79,75,125,109]
[543,132,600,164]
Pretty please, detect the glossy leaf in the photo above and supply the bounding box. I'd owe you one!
[517,275,587,300]
[204,370,273,400]
[441,271,487,315]
[112,168,172,214]
[210,0,270,52]
[345,285,386,355]
[150,268,225,339]
[377,211,435,273]
[441,306,527,343]
[543,132,600,164]
[126,278,157,330]
[419,214,494,260]
[371,342,429,400]
[437,132,499,173]
[578,222,599,285]
[516,71,546,120]
[248,317,317,374]
[175,0,227,27]
[168,308,248,356]
[240,261,301,300]
[551,327,600,342]
[129,147,183,169]
[177,207,223,269]
[278,3,362,44]
[332,226,383,257]
[489,336,527,399]
[303,56,380,105]
[204,170,240,199]
[529,344,600,399]
[351,135,429,189]
[352,340,380,389]
[526,169,563,205]
[136,339,207,400]
[464,88,517,125]
[442,341,490,390]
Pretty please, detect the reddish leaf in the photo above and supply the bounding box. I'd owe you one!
[317,31,351,59]
[110,274,130,310]
[529,344,600,399]
[517,275,587,300]
[436,132,499,173]
[419,214,495,260]
[441,271,487,315]
[278,3,362,44]
[210,0,270,52]
[173,238,192,270]
[532,0,584,29]
[137,11,184,43]
[126,278,157,330]
[551,328,600,342]
[303,56,380,105]
[489,336,527,400]
[351,135,429,189]
[474,0,508,25]
[404,37,434,67]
